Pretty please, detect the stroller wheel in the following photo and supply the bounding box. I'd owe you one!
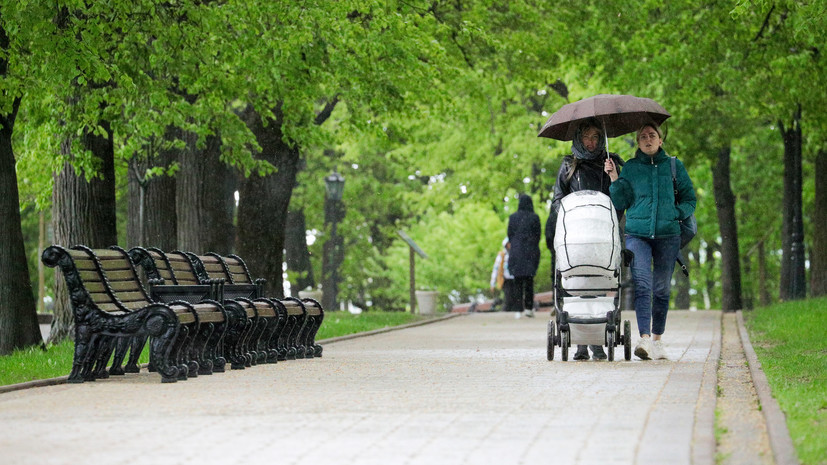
[561,330,570,361]
[624,320,632,361]
[607,331,615,361]
[546,320,555,361]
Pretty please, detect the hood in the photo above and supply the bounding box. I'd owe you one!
[518,194,534,212]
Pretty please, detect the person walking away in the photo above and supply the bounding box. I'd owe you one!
[606,123,696,360]
[490,238,519,312]
[508,194,541,319]
[545,118,624,361]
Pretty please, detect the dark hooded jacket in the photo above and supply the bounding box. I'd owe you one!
[507,194,541,277]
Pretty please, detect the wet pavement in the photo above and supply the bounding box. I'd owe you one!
[2,310,721,465]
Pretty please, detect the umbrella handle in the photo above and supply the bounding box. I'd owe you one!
[602,120,610,159]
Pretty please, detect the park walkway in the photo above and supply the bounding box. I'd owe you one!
[0,310,720,465]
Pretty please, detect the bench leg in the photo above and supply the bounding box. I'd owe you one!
[80,334,106,382]
[206,321,227,373]
[68,325,94,383]
[309,314,324,357]
[221,303,249,370]
[183,322,201,378]
[276,315,293,361]
[284,316,300,360]
[194,323,214,375]
[243,318,255,367]
[170,324,190,381]
[144,312,180,383]
[294,317,308,359]
[251,317,269,365]
[109,338,130,376]
[92,336,116,379]
[261,317,280,364]
[125,335,148,373]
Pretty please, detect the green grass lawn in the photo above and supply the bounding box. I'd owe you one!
[744,296,827,465]
[0,310,429,387]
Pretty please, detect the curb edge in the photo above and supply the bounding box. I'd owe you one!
[735,310,799,465]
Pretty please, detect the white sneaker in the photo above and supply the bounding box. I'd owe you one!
[634,337,652,360]
[524,309,535,318]
[514,312,521,319]
[652,340,668,360]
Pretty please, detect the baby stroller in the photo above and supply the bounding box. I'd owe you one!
[547,190,632,361]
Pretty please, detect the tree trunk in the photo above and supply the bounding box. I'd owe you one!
[50,124,118,343]
[127,154,144,248]
[322,199,346,312]
[176,132,235,254]
[712,146,742,311]
[811,149,827,296]
[742,253,753,310]
[757,240,771,307]
[127,131,178,250]
[704,242,718,310]
[236,107,301,298]
[0,95,42,355]
[284,208,315,292]
[779,108,806,300]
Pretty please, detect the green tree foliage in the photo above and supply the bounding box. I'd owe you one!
[5,0,825,333]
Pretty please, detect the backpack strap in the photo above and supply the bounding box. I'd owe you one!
[671,156,679,206]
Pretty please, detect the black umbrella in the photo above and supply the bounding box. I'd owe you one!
[538,94,670,141]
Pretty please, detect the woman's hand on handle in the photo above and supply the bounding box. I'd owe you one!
[605,157,618,182]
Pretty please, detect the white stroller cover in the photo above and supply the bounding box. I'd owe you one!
[554,190,620,294]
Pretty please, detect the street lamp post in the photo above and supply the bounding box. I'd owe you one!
[322,171,345,311]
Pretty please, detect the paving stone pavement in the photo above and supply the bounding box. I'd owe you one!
[0,310,720,465]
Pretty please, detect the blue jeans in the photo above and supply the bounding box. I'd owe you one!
[625,235,681,337]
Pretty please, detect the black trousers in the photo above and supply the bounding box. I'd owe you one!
[513,276,534,311]
[502,279,521,312]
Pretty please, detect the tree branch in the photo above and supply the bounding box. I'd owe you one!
[753,4,775,42]
[314,96,340,126]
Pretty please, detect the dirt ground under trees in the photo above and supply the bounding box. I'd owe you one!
[717,312,774,464]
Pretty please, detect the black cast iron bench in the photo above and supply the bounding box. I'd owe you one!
[129,247,286,369]
[41,245,231,383]
[195,253,324,360]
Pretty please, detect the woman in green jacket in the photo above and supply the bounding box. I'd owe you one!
[605,123,696,360]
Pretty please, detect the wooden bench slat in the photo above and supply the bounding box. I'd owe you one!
[169,261,193,271]
[89,292,114,304]
[103,270,137,281]
[96,257,133,271]
[84,282,106,293]
[107,281,141,292]
[226,264,246,274]
[114,291,148,303]
[231,273,251,284]
[79,270,104,283]
[72,259,98,271]
[283,301,304,315]
[97,302,124,312]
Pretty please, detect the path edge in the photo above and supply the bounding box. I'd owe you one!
[735,310,799,465]
[0,312,463,395]
[317,312,462,345]
[692,310,721,465]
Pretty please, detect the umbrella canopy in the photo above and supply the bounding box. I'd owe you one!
[538,94,670,141]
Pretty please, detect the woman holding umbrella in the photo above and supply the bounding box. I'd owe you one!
[545,117,625,361]
[605,123,696,360]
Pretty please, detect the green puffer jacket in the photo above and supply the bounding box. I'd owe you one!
[609,148,696,239]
